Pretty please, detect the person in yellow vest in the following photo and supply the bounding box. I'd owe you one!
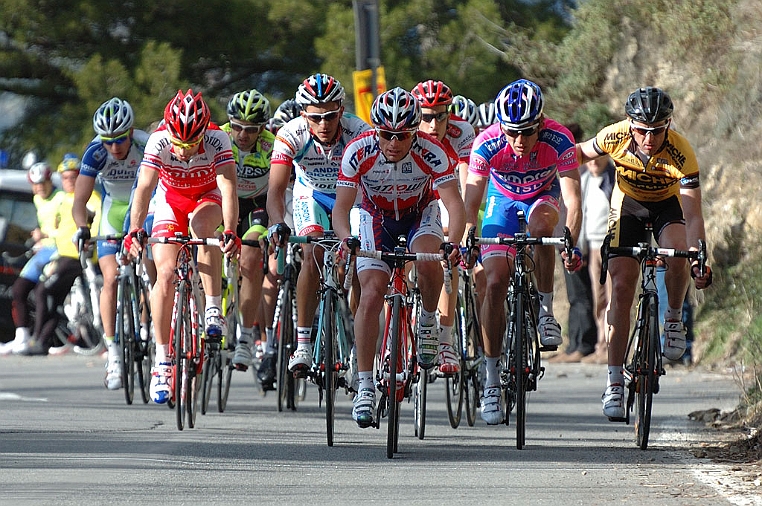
[18,155,101,356]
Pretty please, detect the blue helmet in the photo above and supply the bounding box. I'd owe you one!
[494,79,544,128]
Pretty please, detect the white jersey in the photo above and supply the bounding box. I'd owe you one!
[80,130,149,202]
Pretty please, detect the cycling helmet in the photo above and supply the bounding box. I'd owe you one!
[494,79,544,128]
[477,101,497,128]
[295,74,345,106]
[449,95,479,128]
[625,87,674,124]
[410,80,453,107]
[57,154,81,173]
[370,87,421,130]
[227,89,271,124]
[28,162,52,184]
[93,97,134,137]
[163,89,211,142]
[274,99,301,124]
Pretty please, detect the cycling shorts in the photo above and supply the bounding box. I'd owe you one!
[607,186,684,253]
[356,200,443,275]
[480,182,560,262]
[292,181,333,236]
[238,195,269,239]
[19,245,56,282]
[98,197,130,258]
[151,186,222,238]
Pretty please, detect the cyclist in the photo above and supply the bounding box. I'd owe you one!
[410,80,476,376]
[18,157,101,355]
[4,162,65,355]
[334,87,465,428]
[266,73,371,377]
[476,101,498,133]
[463,79,582,425]
[220,89,277,372]
[576,86,713,420]
[126,89,240,404]
[449,95,480,130]
[266,98,301,135]
[73,97,149,389]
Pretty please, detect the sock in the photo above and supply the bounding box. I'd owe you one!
[239,326,253,345]
[607,365,624,386]
[104,336,118,357]
[358,371,374,392]
[665,306,682,322]
[419,309,437,328]
[485,356,500,388]
[297,327,312,349]
[439,325,453,346]
[155,344,170,364]
[205,295,221,311]
[539,291,553,318]
[265,327,276,355]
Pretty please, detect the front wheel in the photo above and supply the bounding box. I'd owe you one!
[465,372,479,427]
[387,296,402,459]
[414,370,428,439]
[635,297,658,450]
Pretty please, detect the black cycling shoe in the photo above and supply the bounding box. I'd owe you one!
[257,354,276,384]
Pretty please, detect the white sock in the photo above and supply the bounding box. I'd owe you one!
[419,309,437,327]
[155,344,170,364]
[358,371,374,392]
[485,356,500,388]
[539,291,553,318]
[439,325,453,346]
[297,327,311,349]
[665,306,682,322]
[607,365,624,386]
[205,295,221,311]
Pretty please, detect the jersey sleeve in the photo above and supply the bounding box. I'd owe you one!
[80,141,107,178]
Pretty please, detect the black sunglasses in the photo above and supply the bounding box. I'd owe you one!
[304,110,341,123]
[501,122,541,138]
[421,111,449,123]
[376,129,416,141]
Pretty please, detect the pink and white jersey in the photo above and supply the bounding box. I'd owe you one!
[140,124,234,200]
[339,131,457,220]
[469,118,578,200]
[442,115,475,164]
[271,113,371,195]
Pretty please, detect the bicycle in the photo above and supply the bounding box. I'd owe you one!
[447,261,484,428]
[201,252,241,414]
[114,237,154,405]
[600,229,706,449]
[467,211,572,449]
[148,234,220,431]
[347,237,449,458]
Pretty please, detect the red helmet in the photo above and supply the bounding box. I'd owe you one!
[410,80,453,107]
[163,89,210,142]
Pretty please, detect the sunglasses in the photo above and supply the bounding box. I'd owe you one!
[170,135,203,150]
[421,111,449,123]
[501,122,541,138]
[630,122,669,136]
[376,128,416,141]
[304,110,341,123]
[100,131,130,146]
[230,121,263,134]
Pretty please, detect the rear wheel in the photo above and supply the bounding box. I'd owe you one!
[414,369,428,439]
[186,293,201,429]
[445,305,464,428]
[137,282,154,404]
[173,281,188,431]
[465,373,479,427]
[218,352,233,412]
[276,278,297,412]
[117,276,136,405]
[201,347,219,415]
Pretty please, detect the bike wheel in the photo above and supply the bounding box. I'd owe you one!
[446,303,465,428]
[218,351,233,413]
[187,291,202,429]
[322,294,338,446]
[137,281,154,405]
[173,281,188,431]
[414,369,427,439]
[201,347,218,415]
[636,296,658,449]
[387,296,401,459]
[276,278,296,412]
[465,373,479,427]
[117,276,136,405]
[514,288,527,450]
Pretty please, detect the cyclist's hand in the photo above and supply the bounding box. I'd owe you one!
[73,226,90,252]
[439,242,461,265]
[691,262,713,289]
[341,236,360,260]
[222,229,241,258]
[267,223,291,254]
[124,228,146,257]
[562,246,583,273]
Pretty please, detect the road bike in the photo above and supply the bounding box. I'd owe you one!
[348,237,448,458]
[114,237,154,405]
[468,211,572,449]
[600,229,706,449]
[148,234,220,431]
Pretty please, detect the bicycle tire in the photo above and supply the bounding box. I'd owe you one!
[117,275,136,405]
[514,285,527,450]
[187,289,202,429]
[276,277,297,412]
[465,373,479,427]
[387,296,401,459]
[173,280,188,431]
[446,299,465,428]
[219,352,233,413]
[636,295,658,449]
[414,368,428,439]
[322,292,337,446]
[137,281,154,404]
[201,347,218,415]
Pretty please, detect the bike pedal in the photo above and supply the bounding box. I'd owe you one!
[607,416,627,423]
[234,364,249,372]
[260,381,275,392]
[539,345,558,352]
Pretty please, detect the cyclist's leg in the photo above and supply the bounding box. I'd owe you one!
[190,198,224,340]
[236,208,267,369]
[435,201,460,374]
[99,254,122,388]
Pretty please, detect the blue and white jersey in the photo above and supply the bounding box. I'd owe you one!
[80,130,149,202]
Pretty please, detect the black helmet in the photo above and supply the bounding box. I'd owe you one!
[625,87,673,124]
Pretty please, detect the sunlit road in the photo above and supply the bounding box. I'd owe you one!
[0,353,752,505]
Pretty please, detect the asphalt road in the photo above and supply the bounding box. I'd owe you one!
[0,353,757,505]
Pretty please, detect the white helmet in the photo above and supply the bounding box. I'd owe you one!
[93,97,135,137]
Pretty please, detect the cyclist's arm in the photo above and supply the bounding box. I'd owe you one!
[129,166,158,235]
[680,185,707,250]
[438,179,466,246]
[216,161,239,232]
[462,171,487,242]
[266,161,292,226]
[559,168,582,246]
[577,138,602,165]
[72,174,97,229]
[333,185,356,242]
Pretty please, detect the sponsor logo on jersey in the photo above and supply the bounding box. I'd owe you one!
[402,162,412,173]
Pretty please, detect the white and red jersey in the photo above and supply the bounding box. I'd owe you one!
[441,115,475,165]
[338,131,457,220]
[140,124,234,200]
